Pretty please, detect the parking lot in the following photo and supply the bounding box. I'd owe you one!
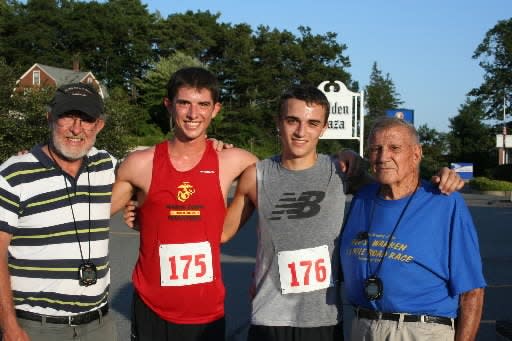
[109,191,512,340]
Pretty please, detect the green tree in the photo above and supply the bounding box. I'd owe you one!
[0,57,48,162]
[97,87,136,158]
[447,98,496,176]
[417,125,448,178]
[364,62,403,151]
[211,23,255,109]
[151,10,222,64]
[365,62,403,118]
[58,1,110,75]
[0,0,16,61]
[214,24,354,150]
[0,2,360,157]
[469,18,512,120]
[0,89,52,162]
[295,26,352,88]
[0,0,156,89]
[1,0,67,68]
[0,58,20,108]
[93,0,155,88]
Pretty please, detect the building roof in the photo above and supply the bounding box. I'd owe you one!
[17,63,107,98]
[36,63,92,85]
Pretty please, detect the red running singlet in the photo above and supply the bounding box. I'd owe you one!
[132,140,226,324]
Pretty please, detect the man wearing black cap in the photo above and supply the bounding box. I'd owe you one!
[0,83,118,340]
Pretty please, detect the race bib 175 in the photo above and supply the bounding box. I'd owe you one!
[159,241,213,286]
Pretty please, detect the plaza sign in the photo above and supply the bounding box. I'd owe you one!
[318,80,365,155]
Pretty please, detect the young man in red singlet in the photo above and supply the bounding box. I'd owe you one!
[111,67,258,341]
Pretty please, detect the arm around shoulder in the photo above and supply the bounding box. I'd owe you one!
[110,148,153,215]
[432,167,464,195]
[335,151,374,194]
[219,147,258,175]
[111,180,135,215]
[222,164,257,243]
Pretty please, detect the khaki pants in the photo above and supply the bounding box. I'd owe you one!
[16,312,118,341]
[350,316,455,341]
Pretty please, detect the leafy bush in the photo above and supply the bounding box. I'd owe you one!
[492,165,512,182]
[469,177,512,191]
[0,89,51,162]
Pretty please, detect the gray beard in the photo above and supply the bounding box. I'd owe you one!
[50,135,94,161]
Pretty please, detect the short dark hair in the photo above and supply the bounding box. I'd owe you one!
[166,67,220,103]
[278,85,330,124]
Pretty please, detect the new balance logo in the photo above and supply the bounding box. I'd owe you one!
[270,191,325,220]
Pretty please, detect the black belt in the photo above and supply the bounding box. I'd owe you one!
[16,304,108,325]
[356,307,453,327]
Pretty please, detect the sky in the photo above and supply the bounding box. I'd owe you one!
[142,0,511,132]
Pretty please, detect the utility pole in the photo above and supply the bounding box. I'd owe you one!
[504,96,508,164]
[499,95,508,165]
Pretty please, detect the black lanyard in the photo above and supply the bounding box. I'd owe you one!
[365,183,419,278]
[48,147,92,266]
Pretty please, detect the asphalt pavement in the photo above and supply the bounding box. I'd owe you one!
[108,190,512,340]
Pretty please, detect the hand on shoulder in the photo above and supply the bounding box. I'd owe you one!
[208,137,233,151]
[431,167,464,195]
[218,147,258,168]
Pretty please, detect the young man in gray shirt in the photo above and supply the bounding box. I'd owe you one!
[222,85,463,341]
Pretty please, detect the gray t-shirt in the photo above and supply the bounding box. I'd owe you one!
[251,154,347,327]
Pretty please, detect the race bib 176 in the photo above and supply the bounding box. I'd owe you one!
[277,245,333,294]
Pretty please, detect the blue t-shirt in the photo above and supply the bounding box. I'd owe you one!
[340,181,486,318]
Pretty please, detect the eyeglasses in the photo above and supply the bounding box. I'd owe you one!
[55,114,99,131]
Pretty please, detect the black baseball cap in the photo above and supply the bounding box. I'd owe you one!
[50,83,104,119]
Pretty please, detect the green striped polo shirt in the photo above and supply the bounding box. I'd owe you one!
[0,144,116,316]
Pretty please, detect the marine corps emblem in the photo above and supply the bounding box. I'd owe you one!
[177,181,195,202]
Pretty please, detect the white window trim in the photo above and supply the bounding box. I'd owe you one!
[33,70,40,85]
